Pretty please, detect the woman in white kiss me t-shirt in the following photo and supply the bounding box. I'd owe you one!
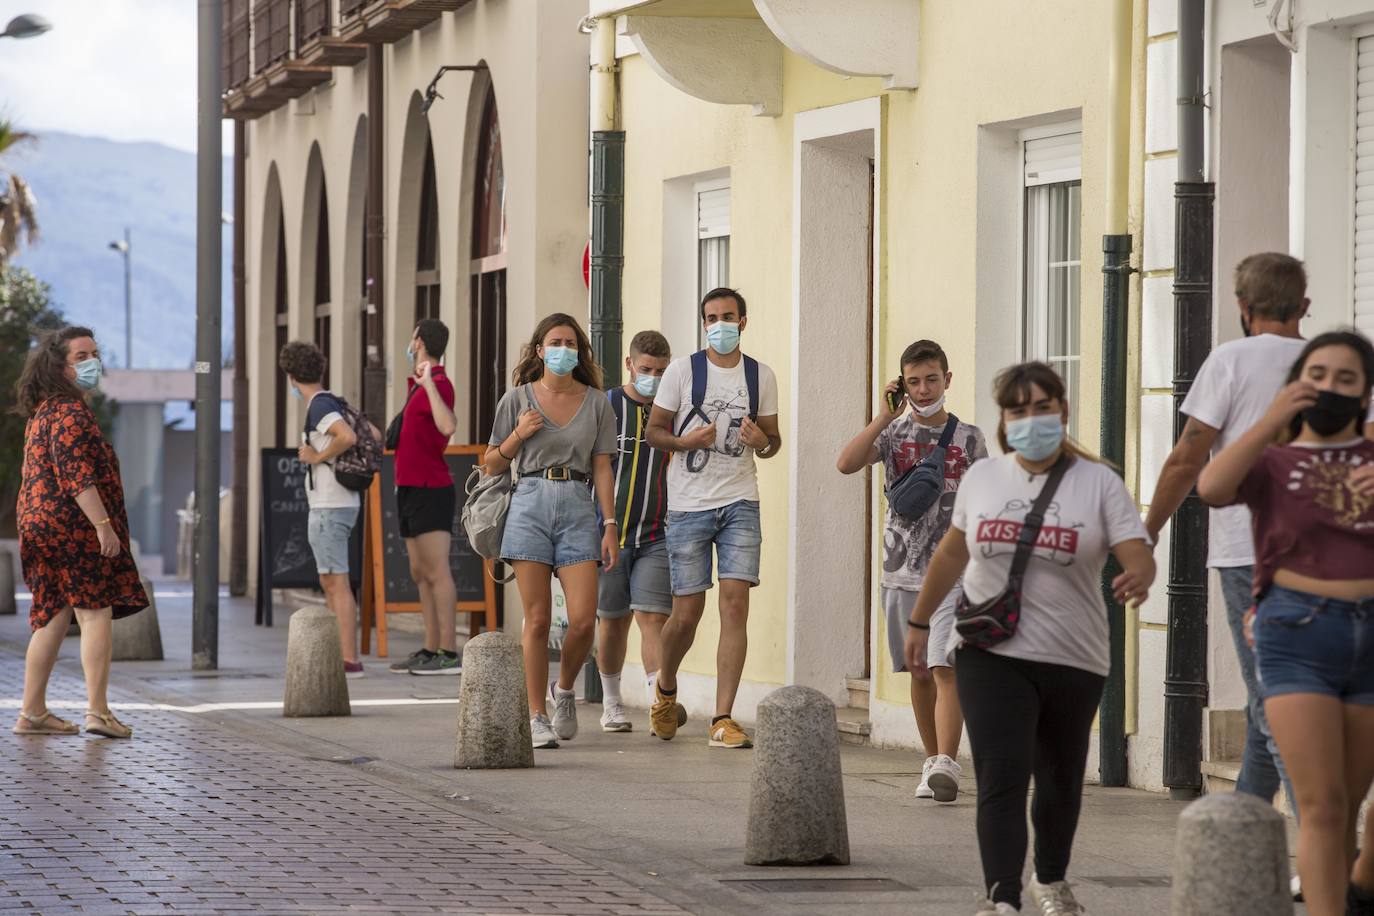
[905,361,1155,916]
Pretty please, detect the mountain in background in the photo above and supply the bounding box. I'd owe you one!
[9,130,232,369]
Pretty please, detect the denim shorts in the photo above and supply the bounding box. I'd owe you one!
[1254,585,1374,705]
[598,540,672,618]
[307,506,358,576]
[665,500,761,596]
[500,477,601,569]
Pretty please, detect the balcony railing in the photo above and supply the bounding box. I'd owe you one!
[223,0,251,92]
[298,0,331,44]
[252,0,292,72]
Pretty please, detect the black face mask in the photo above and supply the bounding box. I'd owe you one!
[1301,390,1366,437]
[1240,313,1252,338]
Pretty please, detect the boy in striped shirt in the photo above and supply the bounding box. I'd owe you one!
[596,331,674,732]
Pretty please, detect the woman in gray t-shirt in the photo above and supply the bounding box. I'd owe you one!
[484,312,618,750]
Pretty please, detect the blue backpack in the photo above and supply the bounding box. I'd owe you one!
[676,349,760,435]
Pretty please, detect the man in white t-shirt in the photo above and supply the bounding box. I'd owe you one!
[279,341,365,679]
[1145,252,1309,807]
[644,288,782,749]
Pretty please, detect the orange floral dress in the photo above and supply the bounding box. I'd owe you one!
[18,395,148,631]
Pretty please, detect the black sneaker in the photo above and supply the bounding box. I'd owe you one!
[389,649,434,674]
[1349,881,1374,915]
[411,650,462,676]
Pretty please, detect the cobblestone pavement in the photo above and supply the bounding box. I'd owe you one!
[0,651,687,915]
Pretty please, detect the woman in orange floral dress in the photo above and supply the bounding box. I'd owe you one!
[12,327,147,738]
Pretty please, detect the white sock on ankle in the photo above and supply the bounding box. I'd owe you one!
[600,671,622,704]
[646,670,658,693]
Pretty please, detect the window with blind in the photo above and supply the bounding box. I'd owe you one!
[1022,130,1082,435]
[1355,36,1374,333]
[696,181,731,349]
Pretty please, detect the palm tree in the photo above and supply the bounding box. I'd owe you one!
[0,120,39,266]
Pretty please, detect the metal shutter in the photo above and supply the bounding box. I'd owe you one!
[1024,132,1082,187]
[1355,37,1374,332]
[697,186,731,239]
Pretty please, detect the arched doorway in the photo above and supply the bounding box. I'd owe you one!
[469,85,506,441]
[273,208,289,447]
[415,137,441,323]
[302,144,332,389]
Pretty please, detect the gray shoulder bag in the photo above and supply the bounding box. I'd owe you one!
[461,386,530,581]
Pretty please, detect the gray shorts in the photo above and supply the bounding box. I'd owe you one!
[598,540,672,619]
[307,506,359,576]
[882,586,960,672]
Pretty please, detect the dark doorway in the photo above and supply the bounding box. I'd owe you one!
[469,86,507,443]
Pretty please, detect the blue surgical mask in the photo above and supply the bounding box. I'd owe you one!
[705,321,740,355]
[290,384,303,401]
[1004,414,1064,462]
[543,346,578,377]
[406,346,417,368]
[73,358,103,391]
[633,374,661,399]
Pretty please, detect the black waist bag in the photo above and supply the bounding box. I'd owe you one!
[885,415,957,521]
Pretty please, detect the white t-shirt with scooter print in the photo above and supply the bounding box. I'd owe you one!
[653,353,780,513]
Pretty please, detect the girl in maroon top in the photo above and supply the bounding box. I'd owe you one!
[1199,330,1374,916]
[12,327,147,739]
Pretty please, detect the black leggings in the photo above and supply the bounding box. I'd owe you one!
[955,646,1106,908]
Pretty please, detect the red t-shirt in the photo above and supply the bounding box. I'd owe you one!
[1234,439,1374,595]
[395,365,456,487]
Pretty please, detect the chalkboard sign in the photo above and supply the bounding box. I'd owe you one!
[362,445,497,657]
[256,448,363,626]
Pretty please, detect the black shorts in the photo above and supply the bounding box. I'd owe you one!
[396,484,456,538]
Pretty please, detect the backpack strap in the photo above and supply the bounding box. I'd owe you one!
[1007,453,1072,583]
[677,350,713,436]
[936,414,958,449]
[743,354,759,422]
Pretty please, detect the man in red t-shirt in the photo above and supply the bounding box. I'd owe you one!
[390,319,461,675]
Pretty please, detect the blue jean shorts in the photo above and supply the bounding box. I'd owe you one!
[500,477,601,569]
[598,540,672,618]
[307,506,358,576]
[665,500,761,596]
[1255,585,1374,705]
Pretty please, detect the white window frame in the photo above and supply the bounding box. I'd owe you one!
[695,177,731,350]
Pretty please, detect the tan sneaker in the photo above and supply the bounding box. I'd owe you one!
[708,717,752,748]
[649,684,680,740]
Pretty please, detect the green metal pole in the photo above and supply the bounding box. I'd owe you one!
[1098,233,1133,787]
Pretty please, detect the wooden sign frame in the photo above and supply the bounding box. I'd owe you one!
[360,444,498,657]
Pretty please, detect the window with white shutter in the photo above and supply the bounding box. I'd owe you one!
[1354,37,1374,333]
[696,180,731,348]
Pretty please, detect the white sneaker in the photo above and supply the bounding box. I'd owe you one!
[973,899,1019,915]
[530,714,559,749]
[551,687,579,740]
[600,702,632,732]
[915,757,936,799]
[1026,877,1084,914]
[927,754,962,803]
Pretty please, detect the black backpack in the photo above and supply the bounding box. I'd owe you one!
[885,415,957,521]
[305,394,381,492]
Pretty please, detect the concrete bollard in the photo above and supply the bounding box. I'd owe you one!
[745,685,850,866]
[111,578,164,661]
[455,631,534,769]
[0,548,16,615]
[1171,792,1292,916]
[283,606,351,718]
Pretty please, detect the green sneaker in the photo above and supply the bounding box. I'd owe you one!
[389,649,433,674]
[410,650,462,676]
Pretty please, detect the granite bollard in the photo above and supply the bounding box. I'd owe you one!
[745,685,850,866]
[111,577,164,661]
[455,631,534,769]
[283,606,351,717]
[0,548,15,616]
[1171,792,1292,916]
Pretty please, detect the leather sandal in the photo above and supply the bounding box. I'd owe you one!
[84,710,133,739]
[13,710,81,735]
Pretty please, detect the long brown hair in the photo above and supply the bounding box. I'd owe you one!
[992,361,1105,465]
[13,325,92,417]
[511,313,604,389]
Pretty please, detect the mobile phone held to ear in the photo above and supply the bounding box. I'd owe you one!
[885,382,904,415]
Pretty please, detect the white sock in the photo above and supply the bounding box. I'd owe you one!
[553,684,576,700]
[646,670,658,693]
[600,671,622,704]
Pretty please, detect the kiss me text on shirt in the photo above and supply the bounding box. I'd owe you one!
[975,519,1081,554]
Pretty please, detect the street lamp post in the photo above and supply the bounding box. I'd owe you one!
[0,13,51,40]
[108,229,132,368]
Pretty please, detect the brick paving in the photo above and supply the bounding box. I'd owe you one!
[0,652,687,915]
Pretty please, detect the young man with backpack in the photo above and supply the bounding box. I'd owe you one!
[279,341,373,678]
[390,318,462,676]
[645,288,781,749]
[837,339,987,801]
[596,330,674,732]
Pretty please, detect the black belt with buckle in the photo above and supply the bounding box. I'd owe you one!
[535,466,589,483]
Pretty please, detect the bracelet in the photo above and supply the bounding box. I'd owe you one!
[93,517,112,528]
[906,618,930,630]
[603,519,619,527]
[497,443,513,461]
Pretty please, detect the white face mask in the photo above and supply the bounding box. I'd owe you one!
[912,394,946,419]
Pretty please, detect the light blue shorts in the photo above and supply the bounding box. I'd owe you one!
[500,477,601,569]
[307,506,358,576]
[665,500,762,596]
[598,540,672,618]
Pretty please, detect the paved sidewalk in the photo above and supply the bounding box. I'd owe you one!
[0,585,1304,915]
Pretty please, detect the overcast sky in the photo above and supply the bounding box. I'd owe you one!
[0,0,234,153]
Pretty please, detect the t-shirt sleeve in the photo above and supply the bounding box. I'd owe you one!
[488,389,519,447]
[1180,353,1229,431]
[757,363,780,418]
[970,427,990,463]
[951,463,976,533]
[653,358,686,415]
[871,424,891,465]
[437,376,456,411]
[593,396,618,456]
[1100,466,1149,548]
[309,394,345,436]
[1233,447,1274,509]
